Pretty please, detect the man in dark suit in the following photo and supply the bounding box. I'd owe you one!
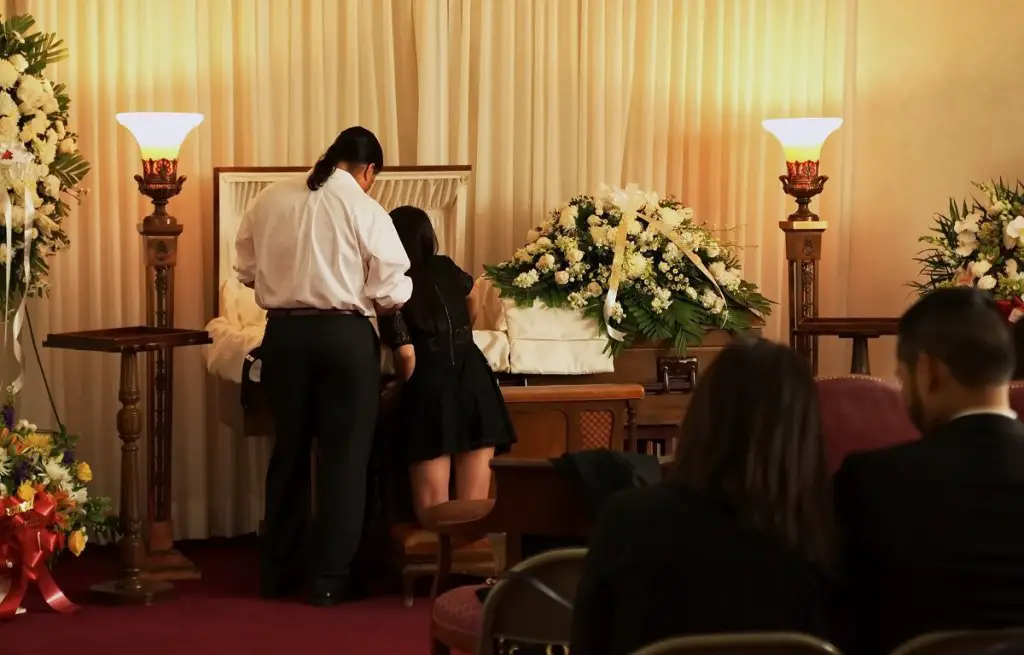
[835,287,1024,654]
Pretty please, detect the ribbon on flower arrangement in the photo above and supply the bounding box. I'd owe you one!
[0,491,79,619]
[602,184,728,341]
[0,142,38,396]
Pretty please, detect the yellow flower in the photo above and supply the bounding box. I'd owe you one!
[75,461,93,483]
[67,528,88,556]
[22,431,51,457]
[16,481,34,503]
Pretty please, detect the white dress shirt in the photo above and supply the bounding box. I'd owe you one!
[234,169,412,314]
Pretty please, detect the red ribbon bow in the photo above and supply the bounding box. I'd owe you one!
[0,491,79,619]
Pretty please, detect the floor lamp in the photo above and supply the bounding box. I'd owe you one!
[115,112,204,580]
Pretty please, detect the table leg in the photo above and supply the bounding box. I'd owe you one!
[91,350,174,605]
[850,337,871,375]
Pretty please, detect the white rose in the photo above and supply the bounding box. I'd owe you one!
[0,60,18,88]
[43,175,60,198]
[558,205,578,231]
[525,229,541,244]
[658,207,682,228]
[535,236,552,250]
[58,137,76,154]
[41,96,58,114]
[977,275,997,291]
[8,54,26,73]
[567,249,584,264]
[537,253,556,271]
[554,270,570,285]
[970,260,992,278]
[587,281,602,296]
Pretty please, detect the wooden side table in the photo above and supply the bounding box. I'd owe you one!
[794,317,899,375]
[43,326,211,605]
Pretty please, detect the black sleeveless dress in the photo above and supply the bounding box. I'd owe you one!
[379,255,516,463]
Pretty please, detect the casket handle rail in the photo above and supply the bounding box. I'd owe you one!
[643,356,698,396]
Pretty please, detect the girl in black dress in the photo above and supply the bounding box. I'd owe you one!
[379,206,516,521]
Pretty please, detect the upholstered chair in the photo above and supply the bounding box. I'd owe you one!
[816,376,920,473]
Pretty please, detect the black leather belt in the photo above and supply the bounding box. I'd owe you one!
[266,308,361,318]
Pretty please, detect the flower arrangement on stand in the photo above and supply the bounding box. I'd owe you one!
[0,397,116,619]
[484,184,772,355]
[912,179,1024,321]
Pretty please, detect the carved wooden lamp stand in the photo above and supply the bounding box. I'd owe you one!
[115,112,205,581]
[763,118,897,375]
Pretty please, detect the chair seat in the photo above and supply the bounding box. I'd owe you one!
[389,522,491,557]
[432,584,485,639]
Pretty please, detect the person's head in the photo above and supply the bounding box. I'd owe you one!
[897,287,1014,432]
[306,126,384,192]
[671,337,833,566]
[390,205,438,267]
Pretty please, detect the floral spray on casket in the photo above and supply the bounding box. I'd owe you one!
[484,184,771,356]
[913,179,1024,322]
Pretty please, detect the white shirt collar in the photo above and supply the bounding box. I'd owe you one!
[949,407,1018,421]
[324,168,362,192]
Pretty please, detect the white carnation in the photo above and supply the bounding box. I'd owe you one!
[658,207,682,228]
[977,275,997,291]
[43,457,71,486]
[43,175,60,199]
[969,260,992,278]
[16,74,44,107]
[0,60,18,88]
[0,115,17,141]
[8,55,26,73]
[513,270,540,288]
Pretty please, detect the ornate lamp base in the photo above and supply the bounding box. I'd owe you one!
[779,159,829,220]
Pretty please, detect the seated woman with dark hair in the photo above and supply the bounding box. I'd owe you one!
[569,338,842,655]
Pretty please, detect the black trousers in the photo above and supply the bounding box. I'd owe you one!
[259,312,380,592]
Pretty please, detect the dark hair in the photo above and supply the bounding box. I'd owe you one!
[306,126,384,191]
[671,337,834,568]
[897,287,1014,387]
[390,205,438,267]
[389,206,445,333]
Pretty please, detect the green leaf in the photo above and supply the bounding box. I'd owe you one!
[50,151,91,189]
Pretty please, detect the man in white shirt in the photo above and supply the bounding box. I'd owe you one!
[235,126,411,606]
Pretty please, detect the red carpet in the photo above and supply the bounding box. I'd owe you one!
[3,536,438,655]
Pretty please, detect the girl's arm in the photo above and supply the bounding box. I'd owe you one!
[394,344,416,381]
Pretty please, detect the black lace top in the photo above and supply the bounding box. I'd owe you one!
[378,255,475,356]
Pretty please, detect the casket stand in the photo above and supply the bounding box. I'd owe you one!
[205,166,759,598]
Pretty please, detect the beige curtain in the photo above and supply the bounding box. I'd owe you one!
[7,0,850,538]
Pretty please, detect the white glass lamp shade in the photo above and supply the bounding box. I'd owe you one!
[762,117,842,162]
[116,112,204,161]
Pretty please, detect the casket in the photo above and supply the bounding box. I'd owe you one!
[470,276,762,449]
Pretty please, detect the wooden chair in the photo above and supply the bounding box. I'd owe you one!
[890,629,1024,655]
[390,382,644,605]
[427,456,673,655]
[816,375,919,473]
[630,633,842,655]
[475,547,588,655]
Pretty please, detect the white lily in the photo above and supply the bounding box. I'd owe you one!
[1004,215,1024,249]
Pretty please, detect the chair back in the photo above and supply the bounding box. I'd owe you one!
[891,629,1024,655]
[816,376,920,473]
[630,632,841,655]
[476,547,587,655]
[1009,383,1024,419]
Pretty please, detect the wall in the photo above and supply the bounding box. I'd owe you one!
[843,0,1024,375]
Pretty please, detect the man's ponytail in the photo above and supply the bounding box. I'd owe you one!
[307,127,384,191]
[307,146,340,191]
